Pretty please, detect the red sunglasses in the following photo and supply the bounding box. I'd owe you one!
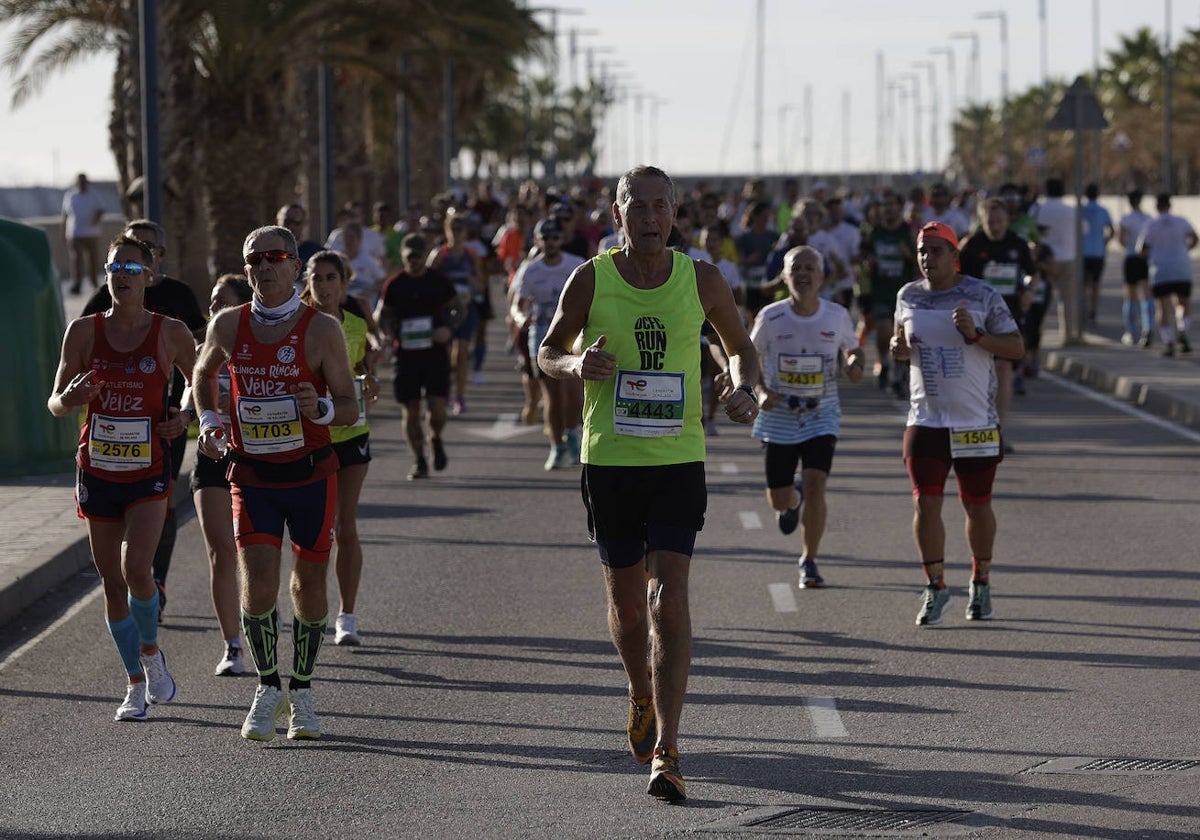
[245,249,293,267]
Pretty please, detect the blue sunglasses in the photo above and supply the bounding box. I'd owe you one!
[105,261,148,276]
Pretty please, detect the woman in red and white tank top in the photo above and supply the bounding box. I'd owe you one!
[48,235,197,722]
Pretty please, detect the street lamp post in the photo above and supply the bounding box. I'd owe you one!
[1164,0,1174,192]
[914,60,938,173]
[930,46,955,177]
[977,10,1010,180]
[900,72,922,173]
[951,31,982,181]
[888,82,907,176]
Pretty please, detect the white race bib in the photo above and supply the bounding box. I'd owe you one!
[237,395,304,454]
[613,370,685,438]
[776,353,825,398]
[982,261,1020,295]
[950,425,1001,458]
[88,414,152,472]
[400,316,434,350]
[352,376,367,428]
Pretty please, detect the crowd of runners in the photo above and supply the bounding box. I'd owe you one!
[50,166,1195,802]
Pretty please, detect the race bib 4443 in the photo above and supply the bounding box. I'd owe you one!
[613,370,685,438]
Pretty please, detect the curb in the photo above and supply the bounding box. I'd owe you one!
[0,449,198,630]
[0,534,93,630]
[1042,349,1200,432]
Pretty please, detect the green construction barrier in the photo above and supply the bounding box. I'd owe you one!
[0,218,79,476]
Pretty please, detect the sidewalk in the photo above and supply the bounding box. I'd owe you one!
[2,272,1198,630]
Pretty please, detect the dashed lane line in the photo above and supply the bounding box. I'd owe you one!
[806,696,850,738]
[768,582,797,612]
[739,511,763,530]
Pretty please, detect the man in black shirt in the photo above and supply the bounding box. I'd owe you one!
[958,198,1036,443]
[82,219,206,617]
[376,234,462,479]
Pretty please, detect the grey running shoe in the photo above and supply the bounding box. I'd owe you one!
[407,457,429,480]
[287,687,321,740]
[140,648,177,704]
[114,681,149,721]
[241,684,286,741]
[777,476,803,535]
[215,644,244,677]
[800,558,825,589]
[916,586,952,626]
[966,581,994,621]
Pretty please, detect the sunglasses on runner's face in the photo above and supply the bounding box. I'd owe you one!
[105,261,147,276]
[245,250,293,267]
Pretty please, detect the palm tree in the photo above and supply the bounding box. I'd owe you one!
[4,0,546,280]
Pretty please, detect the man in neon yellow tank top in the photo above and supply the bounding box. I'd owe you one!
[539,166,761,802]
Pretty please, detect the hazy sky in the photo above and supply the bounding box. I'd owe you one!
[1,0,1197,188]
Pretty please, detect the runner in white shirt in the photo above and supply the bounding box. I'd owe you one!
[750,246,864,589]
[1137,193,1197,356]
[1117,190,1155,346]
[510,217,587,469]
[890,222,1023,627]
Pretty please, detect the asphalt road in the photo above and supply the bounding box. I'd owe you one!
[1,319,1198,839]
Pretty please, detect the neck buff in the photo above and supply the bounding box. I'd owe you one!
[250,290,302,325]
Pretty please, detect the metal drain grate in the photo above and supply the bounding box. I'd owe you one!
[745,807,972,831]
[1028,756,1200,775]
[1076,758,1200,773]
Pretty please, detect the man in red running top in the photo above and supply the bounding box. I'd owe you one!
[193,224,358,741]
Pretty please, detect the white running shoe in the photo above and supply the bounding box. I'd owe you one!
[214,644,244,677]
[241,684,286,741]
[114,681,149,721]
[287,687,321,740]
[140,648,177,705]
[544,443,568,471]
[334,613,361,646]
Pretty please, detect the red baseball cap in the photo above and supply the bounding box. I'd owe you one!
[918,221,959,250]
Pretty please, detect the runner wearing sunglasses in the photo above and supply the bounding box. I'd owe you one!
[193,225,359,741]
[82,220,207,623]
[48,234,198,722]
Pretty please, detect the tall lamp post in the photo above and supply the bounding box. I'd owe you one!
[900,72,922,173]
[914,60,938,174]
[951,31,982,181]
[930,46,956,177]
[1163,0,1174,192]
[977,10,1010,180]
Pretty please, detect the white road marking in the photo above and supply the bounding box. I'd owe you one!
[768,582,797,612]
[1044,373,1200,444]
[805,696,850,738]
[719,462,738,474]
[0,587,101,673]
[739,511,763,530]
[467,412,542,441]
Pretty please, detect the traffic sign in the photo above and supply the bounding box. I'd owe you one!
[1048,77,1108,131]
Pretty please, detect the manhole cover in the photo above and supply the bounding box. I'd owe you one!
[1028,757,1200,775]
[747,808,972,831]
[698,805,995,835]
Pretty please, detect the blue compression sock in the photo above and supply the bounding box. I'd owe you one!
[128,592,159,647]
[1122,300,1137,336]
[472,341,486,372]
[106,615,142,675]
[1142,299,1155,334]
